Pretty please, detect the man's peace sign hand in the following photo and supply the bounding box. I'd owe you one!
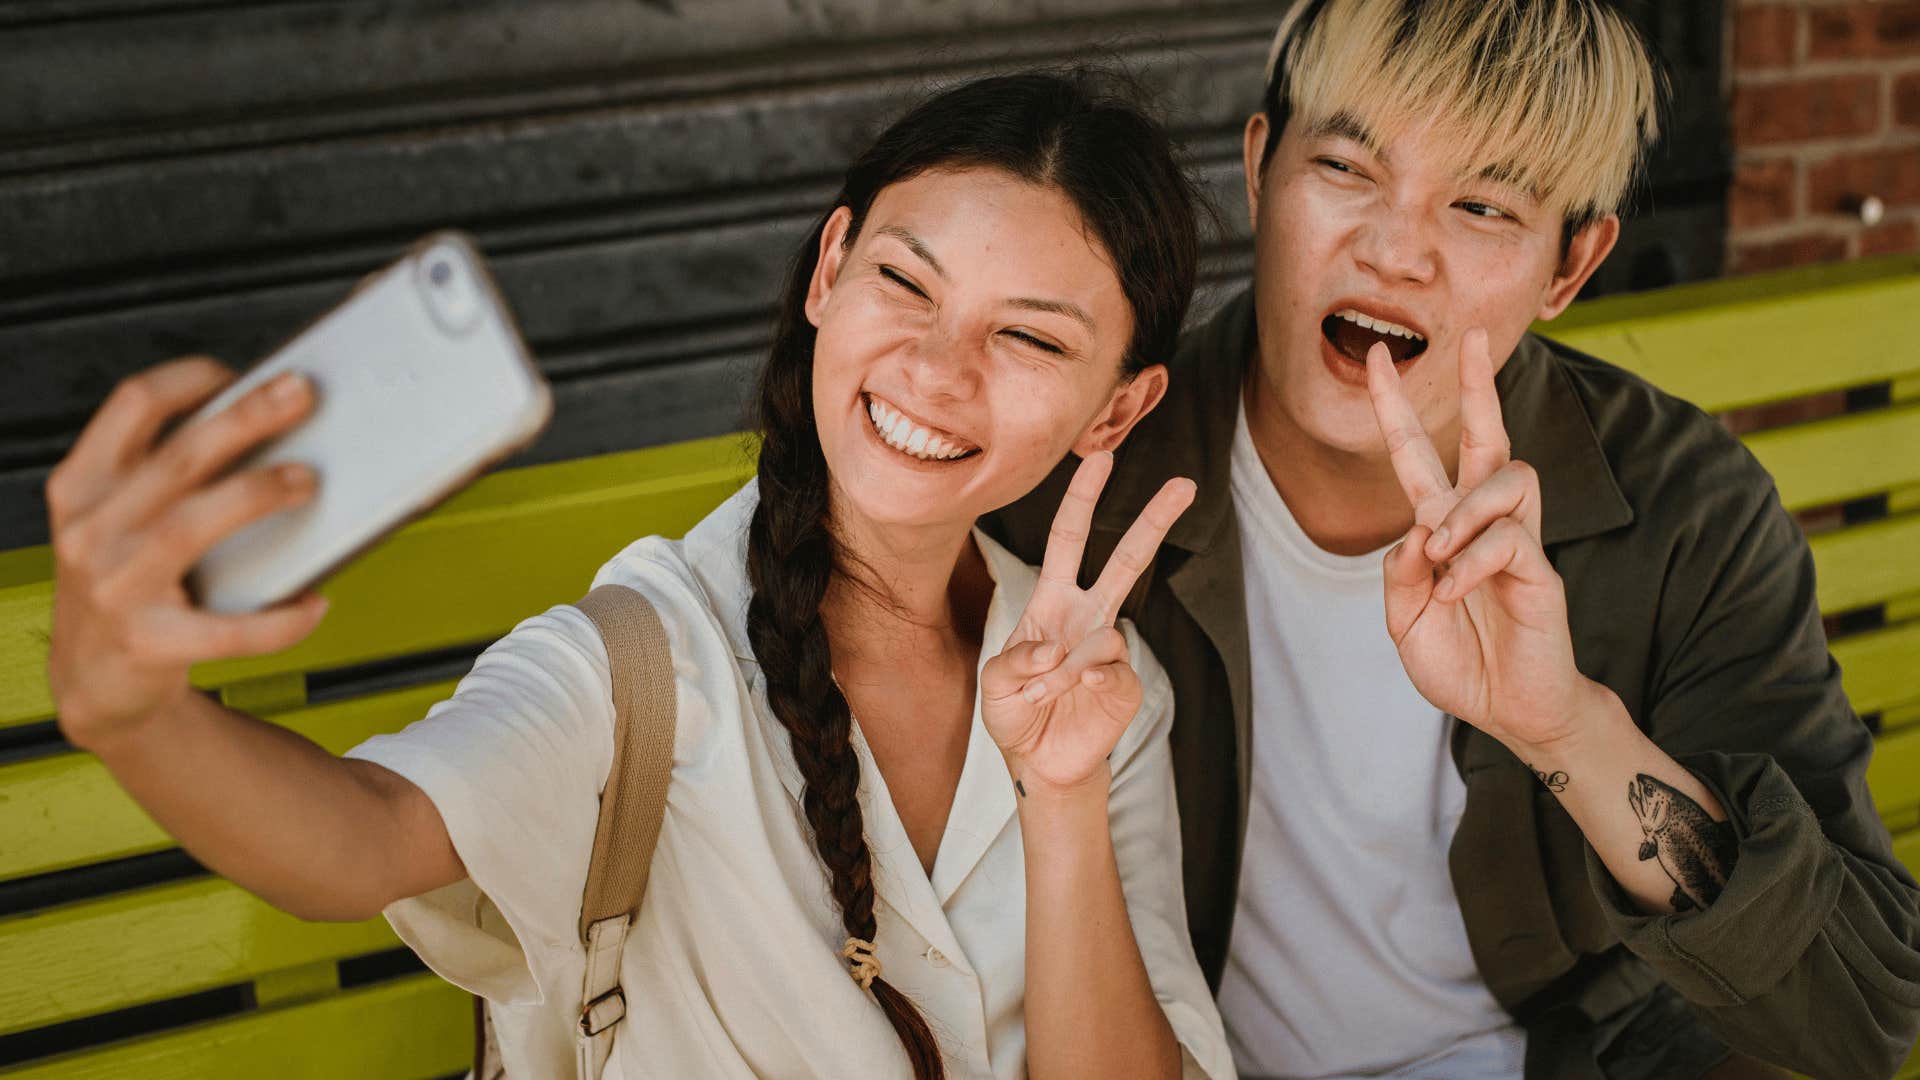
[1369,331,1594,751]
[982,452,1195,795]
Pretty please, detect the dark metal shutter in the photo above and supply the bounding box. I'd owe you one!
[0,0,1726,552]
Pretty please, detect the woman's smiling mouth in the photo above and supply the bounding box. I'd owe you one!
[863,393,982,462]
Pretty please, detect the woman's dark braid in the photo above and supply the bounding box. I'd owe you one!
[745,313,944,1079]
[737,67,1202,1079]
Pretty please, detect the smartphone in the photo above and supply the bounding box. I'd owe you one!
[185,231,553,614]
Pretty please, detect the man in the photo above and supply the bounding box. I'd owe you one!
[985,1,1920,1077]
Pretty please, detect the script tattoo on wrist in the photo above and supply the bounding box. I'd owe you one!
[1627,774,1737,912]
[1527,764,1569,793]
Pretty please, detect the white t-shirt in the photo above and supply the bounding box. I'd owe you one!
[1214,404,1526,1079]
[345,481,1231,1080]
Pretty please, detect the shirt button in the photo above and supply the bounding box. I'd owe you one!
[924,946,950,969]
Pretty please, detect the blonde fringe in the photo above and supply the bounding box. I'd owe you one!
[1268,0,1665,223]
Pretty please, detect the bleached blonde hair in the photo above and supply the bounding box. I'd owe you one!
[1262,0,1665,229]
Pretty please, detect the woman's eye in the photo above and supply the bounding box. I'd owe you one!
[1003,330,1065,355]
[879,266,927,298]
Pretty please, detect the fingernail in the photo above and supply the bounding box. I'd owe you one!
[279,463,315,489]
[1084,668,1107,686]
[1038,642,1064,664]
[1429,527,1450,554]
[1022,681,1046,704]
[310,596,330,617]
[270,372,307,403]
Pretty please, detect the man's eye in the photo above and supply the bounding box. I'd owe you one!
[1317,158,1360,176]
[1003,330,1064,355]
[1459,201,1511,221]
[879,266,927,297]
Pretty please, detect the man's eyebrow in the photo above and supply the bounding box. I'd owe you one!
[875,224,946,279]
[1474,161,1543,203]
[1009,296,1096,334]
[1312,111,1383,158]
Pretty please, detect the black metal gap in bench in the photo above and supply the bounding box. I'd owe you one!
[0,982,248,1069]
[306,641,487,706]
[0,849,205,918]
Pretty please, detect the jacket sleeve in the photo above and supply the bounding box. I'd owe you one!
[1586,475,1920,1078]
[1107,627,1236,1080]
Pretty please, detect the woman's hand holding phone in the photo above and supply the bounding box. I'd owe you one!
[46,358,330,751]
[981,451,1195,797]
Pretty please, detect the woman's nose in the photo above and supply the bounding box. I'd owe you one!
[903,327,983,400]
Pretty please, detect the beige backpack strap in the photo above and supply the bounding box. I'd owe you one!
[569,583,677,1073]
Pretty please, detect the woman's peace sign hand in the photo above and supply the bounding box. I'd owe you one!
[982,452,1195,795]
[1368,330,1597,752]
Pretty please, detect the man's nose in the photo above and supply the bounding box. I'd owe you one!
[1353,204,1439,285]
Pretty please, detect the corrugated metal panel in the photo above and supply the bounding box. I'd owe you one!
[0,0,1726,551]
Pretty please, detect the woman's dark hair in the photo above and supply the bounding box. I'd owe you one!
[744,69,1200,1078]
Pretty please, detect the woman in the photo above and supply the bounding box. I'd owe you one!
[45,72,1231,1078]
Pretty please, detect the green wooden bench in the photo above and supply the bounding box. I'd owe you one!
[2,254,1917,1077]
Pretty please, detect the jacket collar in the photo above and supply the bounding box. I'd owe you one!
[1092,285,1634,548]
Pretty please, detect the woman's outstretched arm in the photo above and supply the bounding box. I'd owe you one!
[48,358,464,922]
[72,690,463,921]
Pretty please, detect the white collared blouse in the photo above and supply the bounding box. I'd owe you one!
[345,481,1232,1079]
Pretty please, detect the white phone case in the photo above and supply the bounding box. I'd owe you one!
[186,231,553,613]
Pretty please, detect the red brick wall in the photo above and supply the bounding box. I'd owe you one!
[1730,0,1920,273]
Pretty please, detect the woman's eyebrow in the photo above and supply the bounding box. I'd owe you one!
[1009,297,1095,334]
[875,224,946,280]
[875,223,1092,332]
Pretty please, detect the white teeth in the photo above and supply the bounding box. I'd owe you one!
[1336,308,1425,342]
[865,396,974,461]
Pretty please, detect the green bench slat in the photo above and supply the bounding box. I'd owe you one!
[0,681,456,883]
[0,974,469,1080]
[1545,253,1920,413]
[1870,728,1920,826]
[1744,402,1920,514]
[1810,513,1920,616]
[0,432,757,729]
[1837,621,1920,720]
[0,877,397,1037]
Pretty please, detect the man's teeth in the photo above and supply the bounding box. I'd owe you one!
[1335,308,1425,342]
[867,399,972,461]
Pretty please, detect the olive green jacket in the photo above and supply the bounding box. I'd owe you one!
[981,288,1920,1079]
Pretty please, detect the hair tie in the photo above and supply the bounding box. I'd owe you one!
[840,936,882,991]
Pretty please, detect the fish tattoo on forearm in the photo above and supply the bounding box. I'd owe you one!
[1627,773,1737,911]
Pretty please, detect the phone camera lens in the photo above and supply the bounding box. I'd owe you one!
[429,258,454,287]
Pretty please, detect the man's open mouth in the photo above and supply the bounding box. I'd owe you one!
[1322,308,1431,365]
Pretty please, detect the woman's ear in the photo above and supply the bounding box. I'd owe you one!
[1072,364,1170,457]
[805,206,856,329]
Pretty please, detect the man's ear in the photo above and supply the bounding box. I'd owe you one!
[1537,215,1620,322]
[804,206,856,329]
[1072,364,1170,457]
[1242,112,1272,231]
